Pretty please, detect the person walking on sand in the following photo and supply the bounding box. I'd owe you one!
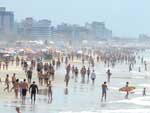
[10,73,16,92]
[4,74,10,92]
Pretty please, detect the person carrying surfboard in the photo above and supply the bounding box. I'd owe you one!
[125,82,129,99]
[119,82,136,99]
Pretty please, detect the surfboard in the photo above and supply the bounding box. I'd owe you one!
[119,86,136,92]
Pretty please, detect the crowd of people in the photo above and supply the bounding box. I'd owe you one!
[0,47,148,113]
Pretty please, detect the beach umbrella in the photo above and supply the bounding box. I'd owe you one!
[3,54,10,57]
[20,49,24,51]
[24,48,34,53]
[77,50,83,54]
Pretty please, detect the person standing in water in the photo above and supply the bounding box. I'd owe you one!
[80,66,86,83]
[14,79,20,99]
[101,82,108,102]
[144,61,147,71]
[27,68,32,83]
[87,67,91,83]
[64,73,70,87]
[66,64,71,74]
[129,64,132,72]
[74,67,78,82]
[125,82,129,99]
[21,79,28,104]
[106,69,112,82]
[143,88,146,96]
[47,80,53,103]
[138,66,141,72]
[29,81,38,104]
[91,70,96,85]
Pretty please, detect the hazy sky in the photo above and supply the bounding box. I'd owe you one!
[0,0,150,37]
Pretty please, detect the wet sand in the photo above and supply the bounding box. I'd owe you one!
[0,63,65,101]
[1,51,150,113]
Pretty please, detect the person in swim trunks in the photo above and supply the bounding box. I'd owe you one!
[101,82,108,102]
[21,79,28,104]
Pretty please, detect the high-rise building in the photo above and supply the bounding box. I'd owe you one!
[85,21,112,40]
[16,18,51,39]
[0,7,14,33]
[32,19,51,38]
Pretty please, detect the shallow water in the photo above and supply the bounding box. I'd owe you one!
[1,51,150,113]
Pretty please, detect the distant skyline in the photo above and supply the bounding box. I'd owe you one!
[0,0,150,37]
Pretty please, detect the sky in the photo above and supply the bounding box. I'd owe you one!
[0,0,150,37]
